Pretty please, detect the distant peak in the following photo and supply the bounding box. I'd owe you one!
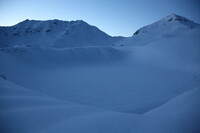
[163,13,191,23]
[17,19,88,26]
[132,14,198,36]
[24,19,30,21]
[69,20,88,25]
[19,19,31,24]
[20,19,37,24]
[167,13,181,18]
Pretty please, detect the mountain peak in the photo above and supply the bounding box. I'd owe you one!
[154,13,197,26]
[0,19,123,48]
[17,19,88,26]
[133,14,198,36]
[163,13,192,23]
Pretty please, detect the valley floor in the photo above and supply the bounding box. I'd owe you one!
[0,43,200,133]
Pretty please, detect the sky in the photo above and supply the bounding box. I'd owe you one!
[0,0,199,37]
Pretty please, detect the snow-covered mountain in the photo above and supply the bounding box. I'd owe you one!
[0,19,123,48]
[118,14,200,46]
[0,14,200,133]
[133,14,198,35]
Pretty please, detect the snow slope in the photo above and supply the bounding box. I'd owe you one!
[0,79,141,133]
[0,14,200,133]
[133,87,200,133]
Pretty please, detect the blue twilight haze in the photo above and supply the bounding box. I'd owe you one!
[0,0,200,132]
[0,0,199,36]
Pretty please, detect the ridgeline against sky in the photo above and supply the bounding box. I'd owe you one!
[0,0,199,36]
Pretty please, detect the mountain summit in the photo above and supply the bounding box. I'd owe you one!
[116,14,200,46]
[133,13,199,36]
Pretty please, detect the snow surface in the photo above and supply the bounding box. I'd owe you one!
[0,14,200,133]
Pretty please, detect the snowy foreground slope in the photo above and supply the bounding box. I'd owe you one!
[0,14,200,133]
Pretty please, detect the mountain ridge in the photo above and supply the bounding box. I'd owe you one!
[0,14,199,48]
[0,19,124,48]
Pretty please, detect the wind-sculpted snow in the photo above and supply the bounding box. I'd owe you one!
[132,87,200,133]
[0,79,142,133]
[0,79,199,133]
[0,14,200,133]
